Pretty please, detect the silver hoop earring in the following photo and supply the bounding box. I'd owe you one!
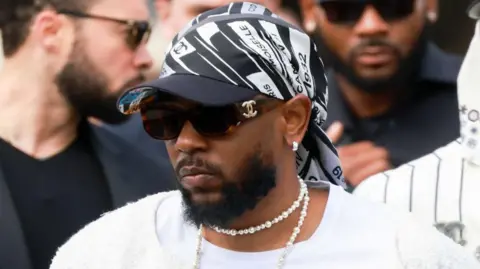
[292,141,299,152]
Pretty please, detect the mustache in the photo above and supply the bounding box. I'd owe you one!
[123,74,146,89]
[175,156,222,178]
[350,38,401,57]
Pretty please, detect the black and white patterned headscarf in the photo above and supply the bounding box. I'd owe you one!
[118,2,346,189]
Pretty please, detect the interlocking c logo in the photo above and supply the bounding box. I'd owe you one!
[242,100,258,118]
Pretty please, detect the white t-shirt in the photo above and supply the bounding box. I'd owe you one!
[155,185,477,269]
[49,186,479,269]
[355,140,480,263]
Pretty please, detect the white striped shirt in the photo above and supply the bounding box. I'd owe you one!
[355,19,480,263]
[355,140,480,262]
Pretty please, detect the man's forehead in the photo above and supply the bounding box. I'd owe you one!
[89,0,149,20]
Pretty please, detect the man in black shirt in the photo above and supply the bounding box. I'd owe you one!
[0,1,175,269]
[299,0,462,188]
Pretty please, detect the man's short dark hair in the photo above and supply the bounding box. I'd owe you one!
[0,0,92,57]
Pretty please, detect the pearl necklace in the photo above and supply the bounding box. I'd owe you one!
[192,178,310,269]
[213,177,307,236]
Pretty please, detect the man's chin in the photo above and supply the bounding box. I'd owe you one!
[86,106,132,125]
[336,66,402,94]
[188,191,224,205]
[354,67,398,81]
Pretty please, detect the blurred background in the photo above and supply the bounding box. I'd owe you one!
[0,0,476,68]
[425,0,475,54]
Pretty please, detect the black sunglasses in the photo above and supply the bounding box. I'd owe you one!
[319,0,415,24]
[57,10,151,50]
[140,97,278,140]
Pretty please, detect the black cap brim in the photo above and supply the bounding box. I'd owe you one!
[117,74,258,114]
[468,0,480,19]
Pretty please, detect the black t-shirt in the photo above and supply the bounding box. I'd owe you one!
[0,132,113,269]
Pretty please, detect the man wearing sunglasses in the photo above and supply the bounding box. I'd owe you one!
[299,0,462,188]
[103,0,302,161]
[355,0,480,262]
[50,3,477,269]
[0,1,175,269]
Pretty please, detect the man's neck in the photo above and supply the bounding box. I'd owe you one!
[0,62,79,159]
[203,170,329,252]
[336,74,399,118]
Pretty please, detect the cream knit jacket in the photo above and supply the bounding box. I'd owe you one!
[50,191,480,269]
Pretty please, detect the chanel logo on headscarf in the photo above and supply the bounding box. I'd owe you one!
[434,222,467,246]
[242,100,258,118]
[173,41,188,54]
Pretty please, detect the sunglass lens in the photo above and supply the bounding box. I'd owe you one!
[127,22,151,49]
[374,0,415,21]
[322,0,415,24]
[192,106,240,137]
[321,2,366,24]
[142,105,243,139]
[142,109,184,140]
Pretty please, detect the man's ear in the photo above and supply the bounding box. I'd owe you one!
[425,0,438,23]
[32,10,74,56]
[282,94,312,146]
[154,0,172,22]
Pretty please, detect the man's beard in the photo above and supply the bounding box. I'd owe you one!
[55,39,144,124]
[313,26,429,94]
[179,149,277,229]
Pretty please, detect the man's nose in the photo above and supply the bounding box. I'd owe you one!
[353,5,389,38]
[174,121,208,154]
[134,44,154,70]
